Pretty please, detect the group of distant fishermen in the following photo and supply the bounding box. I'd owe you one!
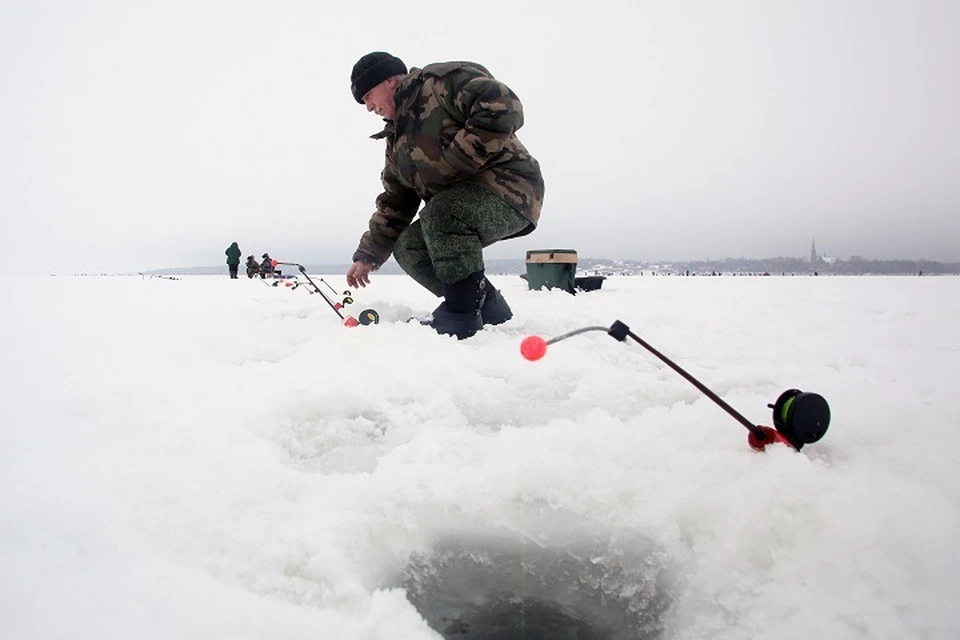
[224,242,277,279]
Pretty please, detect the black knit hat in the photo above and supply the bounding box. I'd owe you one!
[350,52,407,103]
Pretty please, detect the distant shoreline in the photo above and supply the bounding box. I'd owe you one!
[124,255,959,277]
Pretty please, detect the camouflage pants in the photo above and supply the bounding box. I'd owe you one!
[393,183,530,296]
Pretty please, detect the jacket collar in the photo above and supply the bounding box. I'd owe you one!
[370,118,394,140]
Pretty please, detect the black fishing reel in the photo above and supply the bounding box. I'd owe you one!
[769,389,830,451]
[357,309,380,325]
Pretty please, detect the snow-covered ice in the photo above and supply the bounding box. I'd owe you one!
[1,273,957,639]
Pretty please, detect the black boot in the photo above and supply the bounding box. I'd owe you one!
[480,278,512,326]
[429,271,485,339]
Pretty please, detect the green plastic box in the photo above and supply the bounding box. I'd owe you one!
[525,249,577,293]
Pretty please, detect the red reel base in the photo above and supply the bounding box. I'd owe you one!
[748,426,796,452]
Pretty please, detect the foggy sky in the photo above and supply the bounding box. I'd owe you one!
[1,0,958,274]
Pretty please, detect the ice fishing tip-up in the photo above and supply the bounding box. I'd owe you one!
[520,320,830,452]
[273,260,380,327]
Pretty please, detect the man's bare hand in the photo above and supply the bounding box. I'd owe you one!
[346,260,374,289]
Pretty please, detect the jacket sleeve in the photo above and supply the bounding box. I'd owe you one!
[442,75,525,175]
[353,165,421,266]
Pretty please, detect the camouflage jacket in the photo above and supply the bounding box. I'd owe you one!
[353,61,544,266]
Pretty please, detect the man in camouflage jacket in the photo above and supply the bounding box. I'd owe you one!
[346,51,544,339]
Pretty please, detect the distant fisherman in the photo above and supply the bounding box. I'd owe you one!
[225,242,241,279]
[260,253,275,278]
[345,52,545,339]
[245,255,260,279]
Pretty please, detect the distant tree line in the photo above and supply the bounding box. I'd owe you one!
[672,256,960,275]
[818,256,960,275]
